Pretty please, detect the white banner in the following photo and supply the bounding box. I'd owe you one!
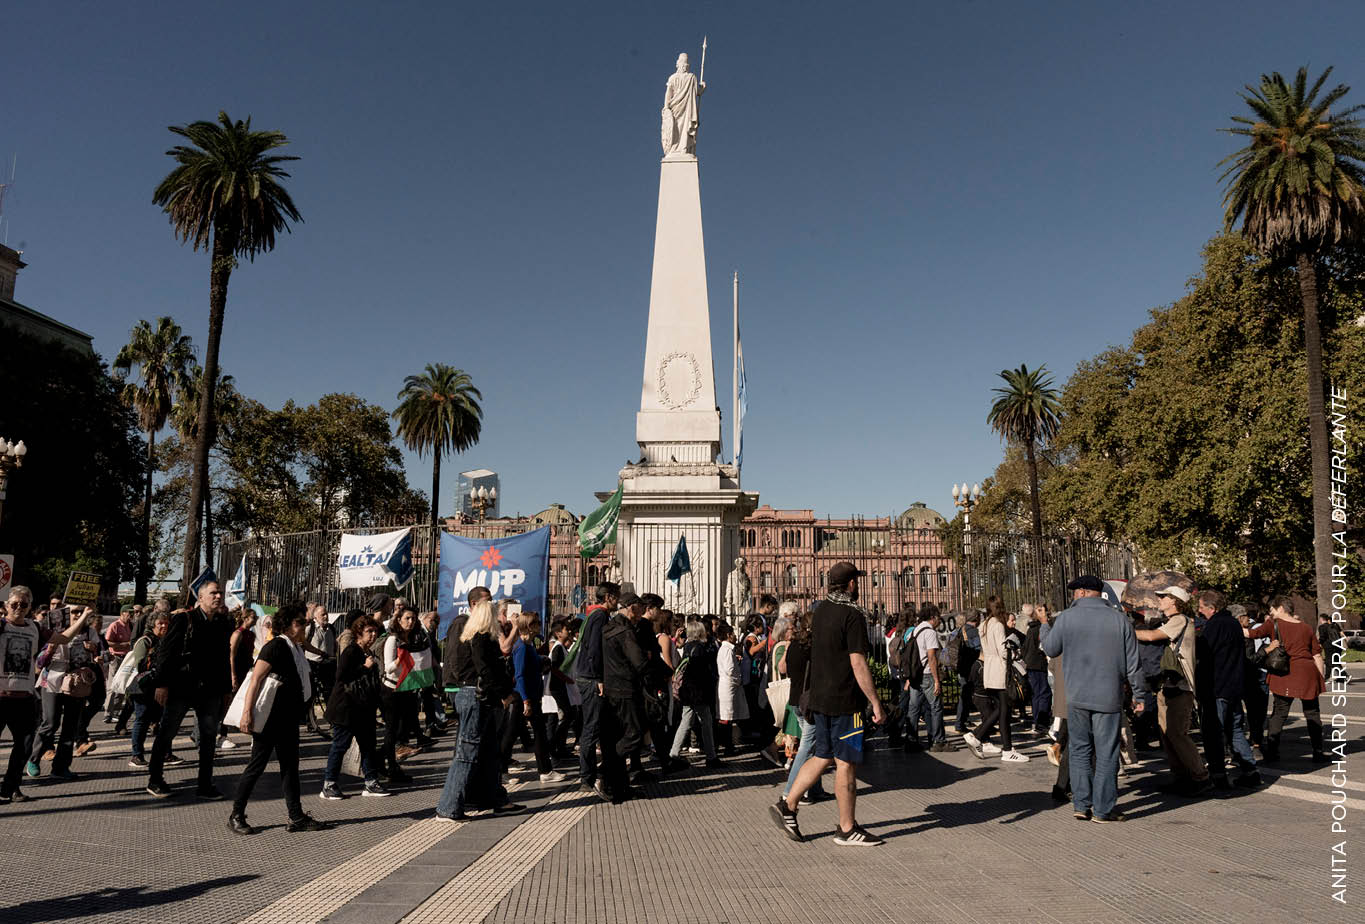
[336,528,413,590]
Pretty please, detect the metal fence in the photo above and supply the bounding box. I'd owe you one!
[220,517,1135,626]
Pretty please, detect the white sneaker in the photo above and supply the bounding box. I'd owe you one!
[217,736,237,750]
[1000,749,1030,763]
[962,732,985,759]
[539,770,567,783]
[982,742,1002,756]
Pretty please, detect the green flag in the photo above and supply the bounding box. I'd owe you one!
[578,483,622,559]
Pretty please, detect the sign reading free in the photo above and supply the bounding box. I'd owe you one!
[63,571,103,608]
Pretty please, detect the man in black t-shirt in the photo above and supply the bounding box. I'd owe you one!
[770,562,886,847]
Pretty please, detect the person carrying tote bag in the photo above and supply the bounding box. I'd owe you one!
[227,604,332,836]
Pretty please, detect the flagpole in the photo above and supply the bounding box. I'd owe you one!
[732,270,739,482]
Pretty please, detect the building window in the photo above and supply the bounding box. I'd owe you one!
[794,531,801,548]
[785,565,798,588]
[761,570,773,590]
[739,529,746,548]
[872,571,881,588]
[819,570,825,588]
[920,566,930,589]
[748,529,756,547]
[558,565,568,589]
[937,565,948,589]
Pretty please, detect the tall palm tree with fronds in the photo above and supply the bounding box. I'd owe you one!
[1219,66,1365,608]
[987,364,1062,538]
[393,364,483,527]
[113,317,194,603]
[172,364,241,572]
[154,111,301,595]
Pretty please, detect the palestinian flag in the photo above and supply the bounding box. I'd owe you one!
[395,646,435,692]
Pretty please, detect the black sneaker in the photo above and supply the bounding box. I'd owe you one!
[798,789,832,806]
[1,790,31,804]
[128,756,149,769]
[362,780,391,797]
[832,824,884,847]
[769,799,803,842]
[146,780,173,799]
[1073,808,1092,821]
[491,802,528,816]
[320,783,348,801]
[163,753,186,767]
[286,814,334,832]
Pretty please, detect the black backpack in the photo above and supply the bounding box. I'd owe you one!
[901,626,927,688]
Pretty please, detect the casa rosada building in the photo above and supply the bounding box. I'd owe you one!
[444,501,956,617]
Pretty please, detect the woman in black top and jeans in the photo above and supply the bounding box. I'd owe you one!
[228,603,332,835]
[321,615,390,800]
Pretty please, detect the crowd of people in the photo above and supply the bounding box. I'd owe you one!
[0,563,1350,848]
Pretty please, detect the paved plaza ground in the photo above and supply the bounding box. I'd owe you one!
[3,665,1362,924]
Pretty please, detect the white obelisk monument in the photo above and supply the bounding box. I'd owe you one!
[607,48,757,612]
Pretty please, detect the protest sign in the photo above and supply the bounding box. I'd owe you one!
[63,571,102,608]
[437,528,550,637]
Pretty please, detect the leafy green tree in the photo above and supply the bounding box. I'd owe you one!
[0,325,144,599]
[392,364,483,526]
[112,316,194,602]
[986,364,1061,537]
[153,111,302,595]
[1219,66,1365,609]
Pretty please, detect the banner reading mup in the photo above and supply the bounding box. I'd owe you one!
[437,528,550,638]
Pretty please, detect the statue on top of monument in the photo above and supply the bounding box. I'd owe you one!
[661,49,706,156]
[724,556,752,616]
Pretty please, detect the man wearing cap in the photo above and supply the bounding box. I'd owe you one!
[771,562,886,846]
[600,591,649,803]
[1134,586,1210,796]
[1039,575,1144,823]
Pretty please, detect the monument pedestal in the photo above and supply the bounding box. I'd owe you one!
[608,148,758,611]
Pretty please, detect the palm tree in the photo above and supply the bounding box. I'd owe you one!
[986,364,1062,538]
[172,364,241,572]
[1220,66,1364,608]
[113,317,194,603]
[393,364,483,527]
[154,111,301,595]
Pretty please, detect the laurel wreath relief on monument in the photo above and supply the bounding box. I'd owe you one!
[657,351,702,409]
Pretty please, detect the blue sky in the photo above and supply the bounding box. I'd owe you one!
[6,2,1362,522]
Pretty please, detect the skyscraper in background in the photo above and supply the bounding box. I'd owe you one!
[455,469,501,518]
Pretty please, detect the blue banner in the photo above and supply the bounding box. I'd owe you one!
[437,528,551,639]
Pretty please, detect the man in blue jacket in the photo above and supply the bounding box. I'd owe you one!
[573,582,618,798]
[1040,575,1144,824]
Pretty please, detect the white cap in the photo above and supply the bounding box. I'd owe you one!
[1157,586,1190,603]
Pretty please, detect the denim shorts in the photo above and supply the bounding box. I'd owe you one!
[811,711,864,764]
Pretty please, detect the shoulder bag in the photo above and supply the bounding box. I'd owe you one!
[224,671,283,730]
[1159,617,1190,685]
[1262,618,1291,676]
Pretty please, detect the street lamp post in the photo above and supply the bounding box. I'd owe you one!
[470,484,497,521]
[0,437,29,526]
[952,481,982,609]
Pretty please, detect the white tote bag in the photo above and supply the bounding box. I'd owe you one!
[110,650,140,695]
[224,673,283,730]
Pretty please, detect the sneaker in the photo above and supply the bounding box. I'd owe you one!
[930,741,957,752]
[320,783,348,801]
[163,753,186,767]
[491,802,527,816]
[1091,811,1127,824]
[362,779,392,797]
[286,814,334,833]
[799,788,832,805]
[961,732,985,760]
[24,761,39,779]
[75,741,97,757]
[982,742,1002,756]
[146,780,173,798]
[759,748,785,769]
[435,811,465,823]
[1073,808,1092,821]
[0,790,30,804]
[1000,750,1030,764]
[217,736,238,751]
[769,799,803,842]
[832,824,885,847]
[128,756,149,769]
[539,771,567,783]
[49,768,78,781]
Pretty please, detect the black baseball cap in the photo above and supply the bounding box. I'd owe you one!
[827,562,866,588]
[1066,575,1105,593]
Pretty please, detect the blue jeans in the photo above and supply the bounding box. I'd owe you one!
[955,676,976,728]
[668,703,717,760]
[782,711,827,798]
[1216,697,1256,771]
[1068,706,1121,818]
[905,673,944,744]
[325,720,379,784]
[1027,669,1053,729]
[436,688,506,818]
[129,698,162,759]
[576,678,602,784]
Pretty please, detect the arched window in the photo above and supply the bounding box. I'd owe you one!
[781,530,789,548]
[794,531,801,548]
[937,565,948,589]
[748,529,756,547]
[739,529,746,548]
[920,565,930,589]
[761,570,773,589]
[587,565,599,585]
[785,565,798,588]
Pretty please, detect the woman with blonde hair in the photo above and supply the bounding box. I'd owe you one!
[435,596,525,820]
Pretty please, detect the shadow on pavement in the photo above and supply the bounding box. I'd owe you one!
[3,875,257,924]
